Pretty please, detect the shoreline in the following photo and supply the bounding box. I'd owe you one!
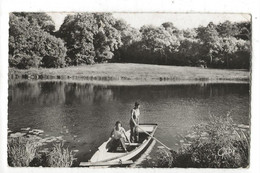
[9,78,249,86]
[9,63,250,85]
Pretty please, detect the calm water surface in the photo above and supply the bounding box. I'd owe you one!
[8,81,250,164]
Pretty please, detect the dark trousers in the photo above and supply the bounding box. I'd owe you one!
[118,138,127,150]
[107,137,127,151]
[130,122,139,143]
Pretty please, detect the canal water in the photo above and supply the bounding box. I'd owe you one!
[8,81,250,166]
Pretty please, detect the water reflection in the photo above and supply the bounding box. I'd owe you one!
[8,81,250,162]
[8,82,116,105]
[9,81,249,105]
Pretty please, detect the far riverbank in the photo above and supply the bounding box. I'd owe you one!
[9,63,250,84]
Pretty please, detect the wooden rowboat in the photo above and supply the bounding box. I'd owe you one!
[80,123,158,167]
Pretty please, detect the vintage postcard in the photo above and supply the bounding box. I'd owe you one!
[0,0,259,172]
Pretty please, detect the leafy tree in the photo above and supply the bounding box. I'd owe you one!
[219,37,238,68]
[58,13,122,65]
[9,13,67,69]
[162,22,179,35]
[93,13,122,62]
[232,39,250,69]
[113,19,141,62]
[182,28,197,39]
[138,25,180,64]
[58,13,97,65]
[177,37,201,66]
[197,22,223,67]
[114,19,141,47]
[235,22,251,40]
[13,12,56,33]
[216,20,239,38]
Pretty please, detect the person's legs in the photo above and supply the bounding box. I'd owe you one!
[130,123,135,143]
[133,126,139,142]
[119,137,127,151]
[135,126,139,142]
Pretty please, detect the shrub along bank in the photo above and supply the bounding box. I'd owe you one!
[156,115,249,168]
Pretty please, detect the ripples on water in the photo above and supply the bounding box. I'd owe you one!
[8,81,250,164]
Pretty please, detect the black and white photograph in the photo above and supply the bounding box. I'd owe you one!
[0,0,259,171]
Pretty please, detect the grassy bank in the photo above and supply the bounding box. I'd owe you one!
[9,63,250,84]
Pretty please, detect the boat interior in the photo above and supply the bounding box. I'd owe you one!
[106,125,155,153]
[87,124,157,164]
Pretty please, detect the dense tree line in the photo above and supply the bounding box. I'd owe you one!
[9,12,251,69]
[116,21,250,69]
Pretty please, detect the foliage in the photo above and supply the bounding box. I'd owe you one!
[115,20,250,69]
[9,13,67,69]
[9,12,251,69]
[13,12,56,33]
[156,148,174,167]
[196,21,251,68]
[46,143,75,167]
[157,114,250,168]
[197,22,223,67]
[9,54,42,69]
[8,136,75,167]
[58,13,122,65]
[8,137,38,166]
[115,24,180,65]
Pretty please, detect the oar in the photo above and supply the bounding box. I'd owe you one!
[136,125,174,153]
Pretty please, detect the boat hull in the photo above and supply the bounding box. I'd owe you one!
[80,123,157,167]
